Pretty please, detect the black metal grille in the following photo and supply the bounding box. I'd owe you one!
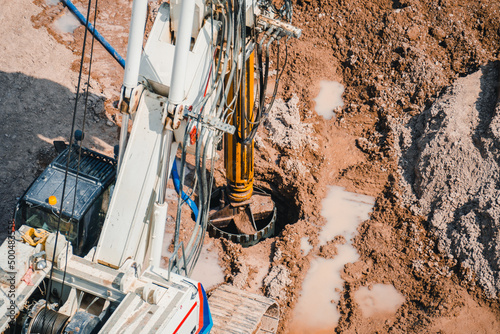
[53,145,116,185]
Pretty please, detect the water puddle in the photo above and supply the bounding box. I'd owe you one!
[300,237,312,256]
[354,284,405,317]
[190,243,225,289]
[54,11,81,34]
[291,245,359,332]
[314,81,344,120]
[291,186,374,332]
[319,186,375,246]
[161,218,224,289]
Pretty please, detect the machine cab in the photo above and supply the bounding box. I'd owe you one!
[14,145,116,256]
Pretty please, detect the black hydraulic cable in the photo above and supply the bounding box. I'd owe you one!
[241,38,289,146]
[170,7,229,274]
[220,0,243,121]
[260,35,272,111]
[214,2,235,119]
[59,0,100,303]
[185,127,207,271]
[227,0,245,112]
[240,27,272,130]
[240,0,247,142]
[211,12,229,109]
[173,6,229,274]
[192,14,226,119]
[237,32,270,144]
[175,113,218,275]
[174,0,288,276]
[42,0,95,328]
[189,127,214,275]
[173,116,204,275]
[231,0,251,143]
[241,33,289,145]
[202,22,226,118]
[190,11,224,114]
[241,6,270,132]
[263,37,289,119]
[173,127,190,256]
[174,121,200,274]
[178,118,198,203]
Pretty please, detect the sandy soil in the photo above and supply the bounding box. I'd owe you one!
[1,0,500,333]
[0,0,119,241]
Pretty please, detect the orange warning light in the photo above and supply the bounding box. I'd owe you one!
[48,196,57,206]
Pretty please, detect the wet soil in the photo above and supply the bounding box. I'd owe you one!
[1,0,500,332]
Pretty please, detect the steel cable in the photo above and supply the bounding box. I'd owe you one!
[42,0,97,329]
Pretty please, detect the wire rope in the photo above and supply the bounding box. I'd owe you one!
[42,0,98,328]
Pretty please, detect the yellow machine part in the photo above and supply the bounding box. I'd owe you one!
[21,228,49,246]
[225,53,255,202]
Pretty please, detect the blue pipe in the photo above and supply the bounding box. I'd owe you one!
[171,161,199,221]
[60,0,126,68]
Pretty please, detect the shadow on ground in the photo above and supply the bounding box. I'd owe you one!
[0,71,116,243]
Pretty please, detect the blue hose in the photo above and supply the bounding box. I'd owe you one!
[60,0,126,68]
[171,161,199,221]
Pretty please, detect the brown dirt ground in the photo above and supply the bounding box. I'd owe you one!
[2,0,499,333]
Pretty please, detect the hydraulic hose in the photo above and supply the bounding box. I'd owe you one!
[60,0,126,68]
[171,160,199,221]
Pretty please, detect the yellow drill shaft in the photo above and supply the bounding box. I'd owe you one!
[225,53,255,203]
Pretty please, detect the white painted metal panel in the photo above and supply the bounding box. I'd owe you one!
[139,3,221,107]
[97,267,201,334]
[95,92,166,268]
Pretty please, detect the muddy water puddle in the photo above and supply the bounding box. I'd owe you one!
[354,283,405,317]
[314,81,344,120]
[291,186,375,332]
[292,246,359,332]
[300,237,312,256]
[318,186,374,245]
[191,244,225,289]
[162,216,224,290]
[54,10,80,34]
[162,234,224,289]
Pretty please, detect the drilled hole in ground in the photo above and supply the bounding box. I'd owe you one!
[207,178,301,246]
[268,185,301,236]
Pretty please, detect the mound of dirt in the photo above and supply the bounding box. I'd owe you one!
[284,0,500,119]
[393,63,500,298]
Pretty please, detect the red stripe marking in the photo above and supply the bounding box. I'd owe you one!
[173,301,198,334]
[196,283,204,334]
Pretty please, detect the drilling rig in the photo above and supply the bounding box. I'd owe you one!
[0,0,299,332]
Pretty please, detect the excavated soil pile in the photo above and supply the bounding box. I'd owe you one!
[282,0,500,116]
[393,63,500,299]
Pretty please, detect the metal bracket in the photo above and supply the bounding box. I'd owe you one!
[256,15,302,39]
[129,84,146,114]
[168,242,188,280]
[165,104,184,131]
[184,109,236,134]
